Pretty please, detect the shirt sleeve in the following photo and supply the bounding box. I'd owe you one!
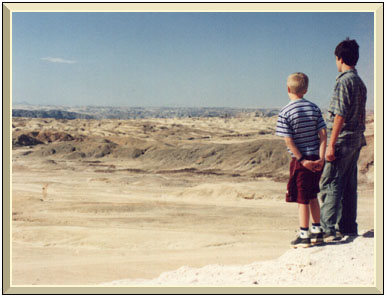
[328,81,350,118]
[275,113,293,137]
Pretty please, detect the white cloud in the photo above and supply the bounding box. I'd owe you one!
[41,57,76,64]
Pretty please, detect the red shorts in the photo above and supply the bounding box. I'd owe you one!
[286,155,322,205]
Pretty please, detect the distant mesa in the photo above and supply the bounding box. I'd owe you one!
[12,106,281,120]
[12,109,95,120]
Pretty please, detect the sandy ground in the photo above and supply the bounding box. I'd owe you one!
[11,115,375,286]
[103,231,375,286]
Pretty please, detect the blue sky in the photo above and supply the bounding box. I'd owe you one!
[12,12,374,109]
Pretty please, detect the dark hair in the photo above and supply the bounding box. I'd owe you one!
[335,38,359,66]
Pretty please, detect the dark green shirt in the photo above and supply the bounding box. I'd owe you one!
[326,69,367,148]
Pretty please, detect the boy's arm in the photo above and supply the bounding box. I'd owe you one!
[314,128,327,171]
[319,128,327,159]
[326,115,345,161]
[284,137,316,172]
[327,80,348,161]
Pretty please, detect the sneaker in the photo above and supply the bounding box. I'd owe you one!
[310,232,324,245]
[291,236,311,248]
[323,231,342,242]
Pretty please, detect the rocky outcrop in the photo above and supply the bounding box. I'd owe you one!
[12,131,75,147]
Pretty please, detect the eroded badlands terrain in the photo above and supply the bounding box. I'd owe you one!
[11,115,374,285]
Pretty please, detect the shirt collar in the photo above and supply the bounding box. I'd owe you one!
[336,69,357,81]
[288,97,305,105]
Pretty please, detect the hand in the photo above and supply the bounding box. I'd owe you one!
[326,145,336,162]
[301,160,317,172]
[313,159,325,171]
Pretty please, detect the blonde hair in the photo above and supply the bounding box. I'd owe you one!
[287,72,309,95]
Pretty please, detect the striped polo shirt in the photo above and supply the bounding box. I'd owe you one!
[276,98,326,157]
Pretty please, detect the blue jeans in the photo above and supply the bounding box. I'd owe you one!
[319,144,362,234]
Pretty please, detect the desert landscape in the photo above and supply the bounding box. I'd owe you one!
[11,112,375,286]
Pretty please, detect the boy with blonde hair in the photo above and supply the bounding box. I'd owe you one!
[276,72,327,247]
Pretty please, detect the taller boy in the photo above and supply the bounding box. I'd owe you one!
[319,38,367,240]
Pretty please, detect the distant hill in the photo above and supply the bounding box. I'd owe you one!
[12,109,95,120]
[12,106,281,120]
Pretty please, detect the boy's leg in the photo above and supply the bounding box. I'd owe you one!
[298,203,310,229]
[290,203,311,248]
[309,198,324,244]
[292,164,317,248]
[338,149,361,235]
[320,145,360,238]
[319,160,343,235]
[309,198,320,224]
